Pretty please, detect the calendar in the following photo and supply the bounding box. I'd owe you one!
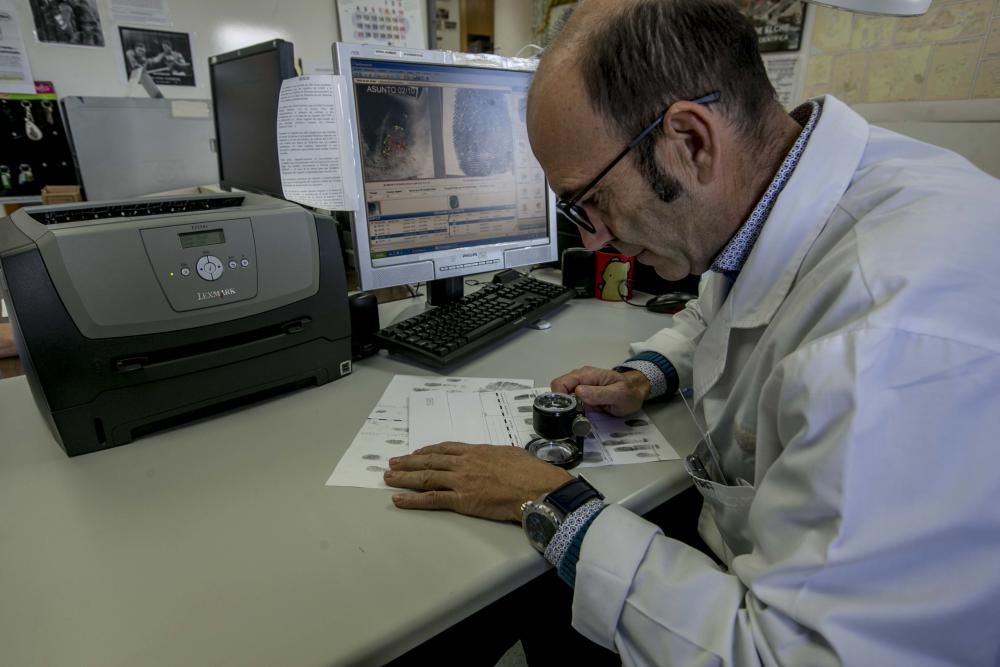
[337,0,428,49]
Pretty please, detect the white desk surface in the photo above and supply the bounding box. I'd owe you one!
[0,277,700,666]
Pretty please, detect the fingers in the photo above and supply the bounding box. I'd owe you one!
[388,453,459,472]
[550,366,618,393]
[383,469,453,491]
[575,381,640,414]
[392,489,459,512]
[574,382,622,405]
[410,441,477,456]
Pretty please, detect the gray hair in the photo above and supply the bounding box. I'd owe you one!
[548,0,778,201]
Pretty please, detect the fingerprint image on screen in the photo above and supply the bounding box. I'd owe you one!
[356,83,435,181]
[443,87,514,177]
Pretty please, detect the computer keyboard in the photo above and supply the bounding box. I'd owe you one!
[27,196,245,225]
[375,272,574,369]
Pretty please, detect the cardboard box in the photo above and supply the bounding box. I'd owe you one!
[40,185,81,205]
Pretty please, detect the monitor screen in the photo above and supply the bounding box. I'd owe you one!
[338,45,557,291]
[209,40,296,198]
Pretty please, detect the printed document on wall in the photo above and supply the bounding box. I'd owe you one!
[276,75,359,211]
[763,55,803,109]
[109,0,172,26]
[0,1,37,95]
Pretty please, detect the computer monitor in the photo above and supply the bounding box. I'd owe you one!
[209,39,297,198]
[334,43,558,300]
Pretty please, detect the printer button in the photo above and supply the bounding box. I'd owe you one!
[197,255,224,281]
[180,267,191,277]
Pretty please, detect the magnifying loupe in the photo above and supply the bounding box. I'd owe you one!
[525,392,592,469]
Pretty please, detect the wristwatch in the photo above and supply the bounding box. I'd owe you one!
[520,476,604,554]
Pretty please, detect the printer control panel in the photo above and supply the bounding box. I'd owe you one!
[140,219,259,312]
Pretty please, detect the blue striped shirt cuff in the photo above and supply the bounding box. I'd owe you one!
[548,501,607,588]
[615,350,679,400]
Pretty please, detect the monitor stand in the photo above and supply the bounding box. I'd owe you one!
[426,276,465,307]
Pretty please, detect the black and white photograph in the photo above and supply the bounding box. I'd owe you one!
[119,26,195,87]
[28,0,105,47]
[739,0,807,53]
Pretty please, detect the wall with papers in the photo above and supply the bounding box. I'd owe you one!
[6,0,349,100]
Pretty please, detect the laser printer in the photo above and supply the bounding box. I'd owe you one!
[0,193,352,456]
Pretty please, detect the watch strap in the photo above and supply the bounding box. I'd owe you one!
[545,476,603,515]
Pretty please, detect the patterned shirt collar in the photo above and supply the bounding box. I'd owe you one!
[710,99,822,277]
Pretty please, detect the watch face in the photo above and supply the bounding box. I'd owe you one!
[525,511,557,550]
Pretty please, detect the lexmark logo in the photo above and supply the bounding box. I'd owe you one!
[197,288,237,301]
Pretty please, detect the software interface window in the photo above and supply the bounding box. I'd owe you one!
[351,60,548,263]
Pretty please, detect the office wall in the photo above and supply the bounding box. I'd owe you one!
[493,0,533,56]
[10,0,342,100]
[802,1,1000,102]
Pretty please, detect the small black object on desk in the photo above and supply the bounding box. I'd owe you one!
[349,291,381,359]
[645,292,696,314]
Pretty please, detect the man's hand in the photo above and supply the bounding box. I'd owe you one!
[551,366,650,416]
[384,443,572,522]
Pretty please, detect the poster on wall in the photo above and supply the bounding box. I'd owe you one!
[532,0,578,46]
[738,0,807,53]
[109,0,172,27]
[28,0,105,46]
[0,0,36,94]
[119,26,194,86]
[336,0,427,49]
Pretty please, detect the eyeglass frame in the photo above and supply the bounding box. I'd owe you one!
[555,90,722,235]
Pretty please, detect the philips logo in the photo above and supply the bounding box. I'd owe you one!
[197,287,237,301]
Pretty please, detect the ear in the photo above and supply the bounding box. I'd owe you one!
[659,102,720,186]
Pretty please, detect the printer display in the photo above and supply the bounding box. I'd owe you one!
[0,193,352,456]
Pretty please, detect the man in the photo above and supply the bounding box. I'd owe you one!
[68,0,102,46]
[386,0,1000,664]
[146,41,190,76]
[47,2,80,44]
[125,42,149,75]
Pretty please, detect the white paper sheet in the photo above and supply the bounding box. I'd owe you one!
[764,55,803,110]
[0,1,37,95]
[276,75,358,211]
[109,0,172,26]
[410,388,680,468]
[325,375,533,489]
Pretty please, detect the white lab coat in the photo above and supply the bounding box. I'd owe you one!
[572,96,1000,666]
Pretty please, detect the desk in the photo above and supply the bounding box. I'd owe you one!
[0,282,700,666]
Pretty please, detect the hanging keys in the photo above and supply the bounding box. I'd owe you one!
[41,100,56,126]
[22,101,43,141]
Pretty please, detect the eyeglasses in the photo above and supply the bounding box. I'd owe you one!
[555,91,721,234]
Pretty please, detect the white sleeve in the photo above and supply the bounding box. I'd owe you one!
[628,299,706,392]
[572,328,1000,666]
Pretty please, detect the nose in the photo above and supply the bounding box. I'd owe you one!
[580,224,615,251]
